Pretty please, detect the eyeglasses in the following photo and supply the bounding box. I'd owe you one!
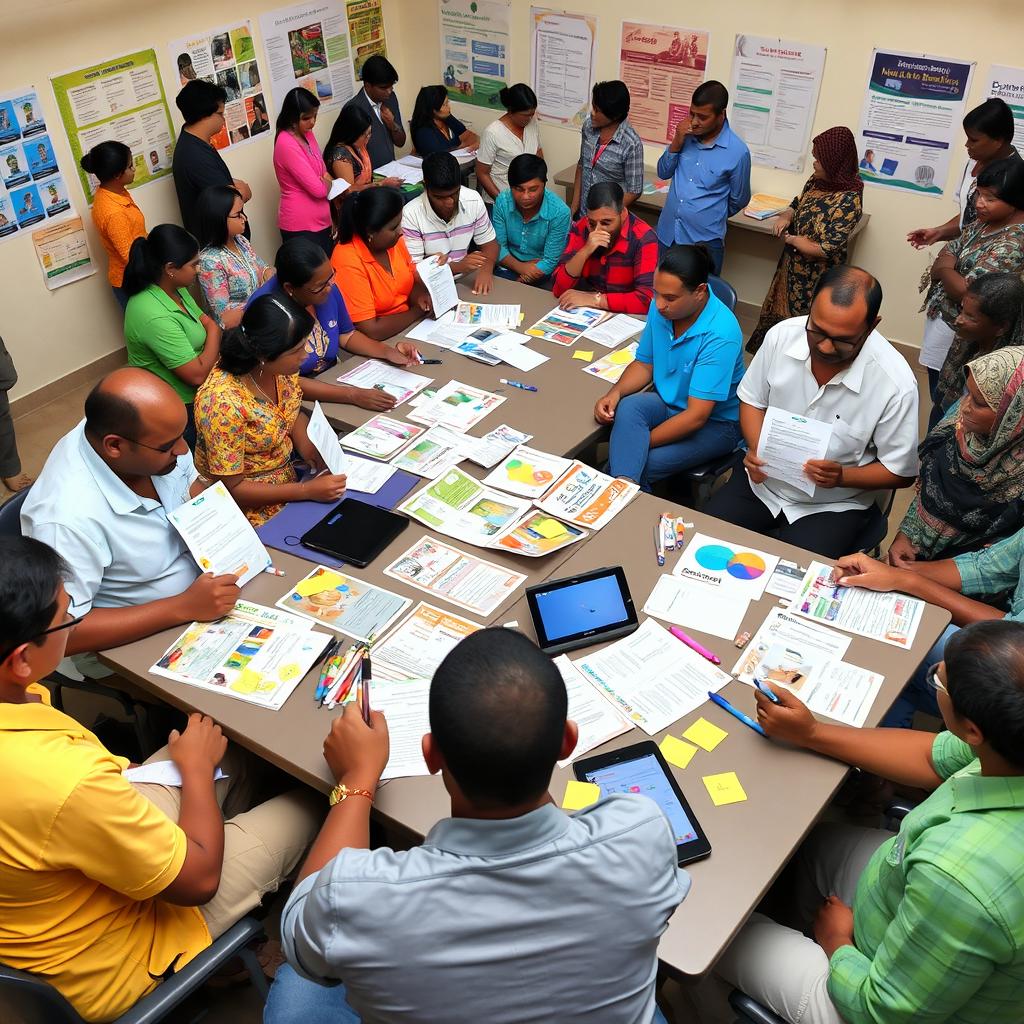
[308,272,336,296]
[119,432,184,454]
[805,318,867,352]
[926,663,949,695]
[0,613,84,663]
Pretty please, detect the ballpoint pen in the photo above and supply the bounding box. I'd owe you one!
[654,523,665,566]
[312,639,341,701]
[420,358,443,364]
[317,652,347,705]
[669,625,721,665]
[754,678,781,704]
[708,691,767,737]
[360,648,373,725]
[499,379,537,392]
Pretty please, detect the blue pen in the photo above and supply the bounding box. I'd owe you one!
[754,678,781,704]
[708,691,767,737]
[499,378,538,392]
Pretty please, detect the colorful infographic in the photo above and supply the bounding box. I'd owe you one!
[692,543,768,581]
[673,532,780,599]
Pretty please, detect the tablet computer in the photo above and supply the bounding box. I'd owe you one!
[300,499,408,568]
[525,566,638,655]
[573,741,712,866]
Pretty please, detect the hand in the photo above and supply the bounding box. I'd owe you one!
[382,176,404,188]
[594,392,620,424]
[784,233,808,253]
[518,263,544,284]
[462,131,480,150]
[168,713,227,776]
[743,450,768,485]
[379,105,396,130]
[813,895,855,956]
[754,685,818,748]
[803,459,843,489]
[671,120,692,147]
[234,179,252,202]
[771,210,795,237]
[180,572,239,621]
[433,252,449,267]
[199,313,218,332]
[907,227,940,249]
[471,266,493,295]
[832,552,902,592]
[385,342,417,366]
[322,172,333,185]
[303,472,348,502]
[887,532,918,568]
[558,288,595,311]
[584,227,612,254]
[415,292,434,314]
[453,252,487,274]
[351,386,396,411]
[220,306,244,329]
[323,700,390,787]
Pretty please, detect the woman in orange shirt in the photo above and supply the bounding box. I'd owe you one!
[80,141,147,310]
[330,187,433,340]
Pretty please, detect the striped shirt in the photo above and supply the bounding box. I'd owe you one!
[577,115,645,214]
[401,187,496,263]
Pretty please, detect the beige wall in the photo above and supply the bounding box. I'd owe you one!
[3,0,1021,401]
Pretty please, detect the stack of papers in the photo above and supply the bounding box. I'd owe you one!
[408,381,506,431]
[305,402,397,492]
[373,602,482,683]
[404,311,478,348]
[757,407,832,497]
[341,415,425,460]
[375,159,424,184]
[390,425,468,479]
[554,655,632,766]
[581,314,646,348]
[336,360,433,406]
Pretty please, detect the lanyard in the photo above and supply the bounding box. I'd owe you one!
[591,140,610,167]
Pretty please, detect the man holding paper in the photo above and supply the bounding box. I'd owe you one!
[705,267,919,557]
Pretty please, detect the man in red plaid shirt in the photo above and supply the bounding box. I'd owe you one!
[552,182,658,315]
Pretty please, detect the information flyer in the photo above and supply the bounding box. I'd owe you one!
[31,217,95,289]
[259,1,357,115]
[729,34,826,173]
[0,86,74,243]
[51,50,175,202]
[530,7,598,127]
[439,0,510,109]
[855,48,974,196]
[984,65,1024,158]
[168,22,269,148]
[346,0,388,77]
[618,22,708,145]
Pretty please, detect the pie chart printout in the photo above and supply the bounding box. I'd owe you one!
[694,544,768,581]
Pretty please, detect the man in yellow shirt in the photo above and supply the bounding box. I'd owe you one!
[0,535,321,1021]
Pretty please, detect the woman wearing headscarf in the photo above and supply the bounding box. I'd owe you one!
[746,127,863,354]
[888,346,1024,566]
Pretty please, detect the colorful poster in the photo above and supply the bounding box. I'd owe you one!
[439,0,510,109]
[530,8,598,127]
[729,35,827,173]
[259,1,357,115]
[168,22,269,148]
[856,49,975,196]
[984,65,1024,159]
[346,0,388,77]
[619,22,708,145]
[50,50,175,202]
[31,217,95,289]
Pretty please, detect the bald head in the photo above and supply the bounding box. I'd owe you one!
[85,368,183,443]
[812,265,882,326]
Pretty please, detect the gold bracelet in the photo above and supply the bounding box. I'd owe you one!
[328,782,374,806]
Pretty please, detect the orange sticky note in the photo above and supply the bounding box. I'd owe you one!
[703,771,747,806]
[660,735,698,769]
[572,350,594,362]
[683,717,728,752]
[561,780,600,811]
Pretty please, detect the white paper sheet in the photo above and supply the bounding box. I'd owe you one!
[483,446,572,499]
[452,301,521,328]
[345,459,396,494]
[389,425,466,478]
[673,532,780,601]
[328,177,351,200]
[416,254,459,317]
[765,560,806,600]
[554,655,633,766]
[642,574,750,641]
[369,678,433,780]
[581,314,646,348]
[336,360,433,406]
[340,415,425,460]
[374,158,424,184]
[480,332,549,371]
[125,761,227,786]
[407,380,506,432]
[463,424,533,468]
[757,407,833,497]
[307,401,346,475]
[373,602,483,682]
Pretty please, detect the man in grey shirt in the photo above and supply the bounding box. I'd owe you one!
[267,628,689,1024]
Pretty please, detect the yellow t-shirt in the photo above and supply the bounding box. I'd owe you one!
[0,684,210,1022]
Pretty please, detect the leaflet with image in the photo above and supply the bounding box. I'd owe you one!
[340,414,424,459]
[554,655,633,766]
[491,510,587,558]
[452,301,521,328]
[389,425,466,478]
[336,360,433,405]
[525,306,609,346]
[534,461,639,531]
[483,446,572,499]
[453,327,504,365]
[673,531,780,601]
[460,423,533,468]
[372,602,483,682]
[581,314,646,348]
[582,342,640,384]
[407,380,506,432]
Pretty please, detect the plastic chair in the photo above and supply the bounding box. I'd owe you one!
[708,274,738,312]
[0,485,29,534]
[728,989,787,1024]
[0,916,268,1024]
[679,447,745,509]
[856,490,896,559]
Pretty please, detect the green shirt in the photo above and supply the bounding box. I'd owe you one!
[123,285,206,403]
[829,731,1024,1023]
[954,527,1024,621]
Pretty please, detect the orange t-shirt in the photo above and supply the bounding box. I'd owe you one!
[91,187,147,287]
[331,234,415,322]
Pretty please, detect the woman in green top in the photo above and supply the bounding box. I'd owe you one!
[123,224,222,447]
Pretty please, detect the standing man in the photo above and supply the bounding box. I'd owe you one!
[341,55,406,170]
[0,336,30,493]
[656,81,751,274]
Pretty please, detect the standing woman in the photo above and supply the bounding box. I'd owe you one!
[410,85,479,157]
[273,87,333,253]
[476,84,542,201]
[196,185,273,328]
[747,127,863,354]
[81,141,146,309]
[122,225,222,447]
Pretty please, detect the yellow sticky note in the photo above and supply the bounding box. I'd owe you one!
[572,350,594,362]
[683,717,729,752]
[294,570,345,598]
[660,735,698,770]
[561,780,600,811]
[703,771,747,806]
[609,347,634,364]
[534,517,566,540]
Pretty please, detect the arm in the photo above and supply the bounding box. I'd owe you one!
[353,306,423,341]
[281,134,330,200]
[105,207,142,269]
[196,260,239,329]
[381,96,406,149]
[621,137,645,210]
[401,214,425,262]
[169,314,223,388]
[297,375,397,412]
[594,344,654,422]
[656,144,681,181]
[727,149,752,216]
[339,327,417,365]
[930,246,967,302]
[569,162,582,218]
[232,178,252,202]
[475,160,500,200]
[537,201,572,277]
[907,214,960,248]
[553,222,597,294]
[602,233,656,314]
[649,398,717,446]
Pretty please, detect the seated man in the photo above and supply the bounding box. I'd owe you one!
[693,620,1024,1024]
[552,180,658,314]
[401,151,498,295]
[704,266,919,558]
[0,535,321,1022]
[492,153,571,287]
[21,368,240,660]
[266,628,688,1024]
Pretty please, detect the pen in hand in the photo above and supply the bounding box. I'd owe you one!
[360,648,372,725]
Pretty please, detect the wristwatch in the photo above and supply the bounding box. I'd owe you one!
[328,782,374,806]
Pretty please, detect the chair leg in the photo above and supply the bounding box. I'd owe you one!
[238,947,270,1001]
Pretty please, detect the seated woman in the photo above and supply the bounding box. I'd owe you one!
[123,225,221,447]
[410,85,479,157]
[476,83,542,202]
[889,346,1024,566]
[747,127,863,354]
[324,104,402,204]
[594,244,744,492]
[249,237,419,412]
[196,185,273,328]
[331,187,432,340]
[194,294,349,526]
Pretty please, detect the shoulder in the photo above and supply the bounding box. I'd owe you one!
[197,367,243,407]
[198,246,227,271]
[621,121,644,148]
[543,190,571,217]
[570,793,680,858]
[460,186,487,214]
[331,241,362,270]
[629,215,658,244]
[703,295,743,346]
[860,332,918,394]
[23,427,95,512]
[402,194,429,221]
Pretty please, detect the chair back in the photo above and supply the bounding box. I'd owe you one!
[0,964,84,1024]
[708,274,738,312]
[0,487,28,538]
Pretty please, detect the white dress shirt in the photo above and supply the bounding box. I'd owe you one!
[739,316,919,522]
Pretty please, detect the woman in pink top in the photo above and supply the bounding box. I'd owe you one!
[273,87,333,254]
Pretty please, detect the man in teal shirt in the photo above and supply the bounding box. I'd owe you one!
[696,619,1024,1024]
[492,154,571,287]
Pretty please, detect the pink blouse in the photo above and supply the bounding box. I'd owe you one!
[273,129,331,232]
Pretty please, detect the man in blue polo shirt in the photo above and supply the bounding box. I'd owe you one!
[656,81,751,274]
[595,243,744,491]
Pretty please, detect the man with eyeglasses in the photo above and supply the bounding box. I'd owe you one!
[705,265,919,557]
[21,368,239,662]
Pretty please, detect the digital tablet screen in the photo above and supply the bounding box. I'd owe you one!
[532,572,630,643]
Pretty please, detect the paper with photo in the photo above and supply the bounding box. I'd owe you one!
[336,360,433,405]
[340,415,424,460]
[673,532,780,601]
[389,426,466,478]
[490,510,587,557]
[757,407,832,497]
[416,254,458,316]
[407,380,506,432]
[525,306,609,346]
[483,446,572,499]
[453,327,504,365]
[463,423,533,468]
[643,574,749,641]
[765,559,806,600]
[555,655,632,766]
[372,602,482,682]
[125,761,227,786]
[453,301,521,328]
[582,342,640,384]
[534,461,639,531]
[582,314,646,347]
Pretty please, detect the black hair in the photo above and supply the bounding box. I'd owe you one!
[508,153,548,188]
[79,140,132,183]
[274,236,329,287]
[966,272,1024,334]
[422,151,461,192]
[657,243,714,290]
[692,80,730,113]
[83,380,142,443]
[0,537,68,663]
[218,293,315,376]
[122,224,199,297]
[591,80,630,123]
[175,80,228,125]
[963,98,1015,143]
[586,180,624,213]
[195,185,243,249]
[498,83,537,114]
[430,629,567,806]
[410,85,450,134]
[361,54,399,87]
[325,104,372,159]
[337,186,404,245]
[275,87,320,136]
[811,264,883,325]
[944,620,1024,770]
[976,156,1024,210]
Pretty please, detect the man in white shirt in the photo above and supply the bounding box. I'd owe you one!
[266,628,688,1024]
[705,266,919,557]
